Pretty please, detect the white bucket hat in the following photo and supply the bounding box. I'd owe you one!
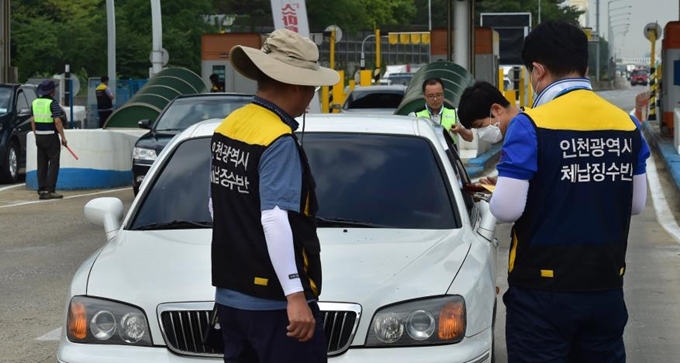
[230,28,339,87]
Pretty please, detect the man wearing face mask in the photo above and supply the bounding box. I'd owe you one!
[490,22,650,363]
[408,78,473,144]
[457,81,521,185]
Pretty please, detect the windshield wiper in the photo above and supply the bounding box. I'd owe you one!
[133,220,213,230]
[314,216,389,228]
[155,128,183,132]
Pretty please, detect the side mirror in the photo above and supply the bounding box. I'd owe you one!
[138,119,151,129]
[18,108,31,117]
[474,197,497,244]
[84,197,124,241]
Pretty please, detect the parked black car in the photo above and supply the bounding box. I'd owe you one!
[132,93,252,194]
[0,84,38,183]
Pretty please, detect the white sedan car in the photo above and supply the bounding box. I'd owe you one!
[57,114,498,363]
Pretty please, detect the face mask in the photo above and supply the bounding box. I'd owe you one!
[478,117,503,144]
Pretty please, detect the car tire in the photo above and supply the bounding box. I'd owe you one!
[0,140,20,184]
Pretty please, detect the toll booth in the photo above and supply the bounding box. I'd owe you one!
[661,21,680,143]
[200,33,262,94]
[429,27,500,86]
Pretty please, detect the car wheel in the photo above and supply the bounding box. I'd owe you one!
[0,141,19,184]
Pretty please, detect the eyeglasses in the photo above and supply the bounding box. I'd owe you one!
[425,93,444,100]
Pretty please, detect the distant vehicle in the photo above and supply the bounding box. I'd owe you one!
[0,83,38,183]
[131,93,252,194]
[382,73,413,87]
[339,85,406,115]
[630,69,649,86]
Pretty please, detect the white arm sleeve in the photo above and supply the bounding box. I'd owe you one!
[489,177,530,223]
[261,206,303,296]
[631,174,647,215]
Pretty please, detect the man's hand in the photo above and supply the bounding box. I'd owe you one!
[450,123,474,142]
[479,175,498,186]
[286,292,315,342]
[61,138,68,147]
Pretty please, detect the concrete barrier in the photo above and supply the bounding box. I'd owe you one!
[26,129,147,190]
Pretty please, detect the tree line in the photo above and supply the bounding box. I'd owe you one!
[11,0,583,82]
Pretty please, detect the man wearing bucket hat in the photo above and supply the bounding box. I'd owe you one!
[30,80,68,200]
[210,29,338,362]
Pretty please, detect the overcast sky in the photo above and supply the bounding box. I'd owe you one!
[586,0,679,59]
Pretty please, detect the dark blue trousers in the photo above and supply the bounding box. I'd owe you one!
[504,286,628,363]
[217,302,327,363]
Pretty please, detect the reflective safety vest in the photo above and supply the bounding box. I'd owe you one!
[415,107,457,132]
[32,98,56,133]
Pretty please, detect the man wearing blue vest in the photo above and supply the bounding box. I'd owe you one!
[30,80,68,200]
[490,22,650,362]
[409,78,473,144]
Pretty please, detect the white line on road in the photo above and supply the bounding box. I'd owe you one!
[0,183,24,192]
[36,327,61,341]
[0,187,131,209]
[646,152,680,243]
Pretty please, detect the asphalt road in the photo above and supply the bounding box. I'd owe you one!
[1,85,680,362]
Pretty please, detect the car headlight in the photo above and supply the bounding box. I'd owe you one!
[67,296,152,346]
[366,295,466,347]
[133,147,157,161]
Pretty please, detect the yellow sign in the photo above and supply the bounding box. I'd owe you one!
[388,32,431,45]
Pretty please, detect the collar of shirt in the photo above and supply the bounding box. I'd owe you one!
[532,77,592,108]
[426,105,444,117]
[252,96,299,131]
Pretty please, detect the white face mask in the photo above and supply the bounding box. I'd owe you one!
[478,117,503,144]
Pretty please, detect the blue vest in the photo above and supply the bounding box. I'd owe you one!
[509,90,641,291]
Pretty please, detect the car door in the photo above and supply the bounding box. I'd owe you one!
[15,86,36,169]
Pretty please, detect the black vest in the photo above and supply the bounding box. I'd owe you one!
[210,103,321,301]
[509,90,641,291]
[95,84,113,111]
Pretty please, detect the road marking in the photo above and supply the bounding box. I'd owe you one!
[0,183,24,192]
[36,327,61,341]
[0,187,131,209]
[646,152,680,243]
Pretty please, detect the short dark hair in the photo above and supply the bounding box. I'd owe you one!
[209,73,219,82]
[421,77,445,94]
[521,21,588,77]
[101,76,109,83]
[457,81,511,129]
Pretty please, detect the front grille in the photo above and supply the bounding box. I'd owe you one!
[158,301,361,358]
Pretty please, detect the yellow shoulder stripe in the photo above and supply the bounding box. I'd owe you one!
[525,90,636,132]
[214,104,292,146]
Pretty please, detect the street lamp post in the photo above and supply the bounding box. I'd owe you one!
[360,34,375,70]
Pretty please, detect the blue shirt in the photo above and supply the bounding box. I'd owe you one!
[497,114,650,180]
[216,96,303,310]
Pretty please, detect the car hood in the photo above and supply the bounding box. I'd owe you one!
[87,228,469,302]
[86,228,470,342]
[134,131,177,153]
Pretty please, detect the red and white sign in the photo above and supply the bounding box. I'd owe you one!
[270,0,310,37]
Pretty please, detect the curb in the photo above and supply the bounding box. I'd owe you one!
[640,120,680,193]
[464,144,502,178]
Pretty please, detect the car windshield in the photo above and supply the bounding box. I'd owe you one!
[0,87,12,115]
[130,133,458,230]
[154,96,252,131]
[344,90,404,110]
[632,70,647,76]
